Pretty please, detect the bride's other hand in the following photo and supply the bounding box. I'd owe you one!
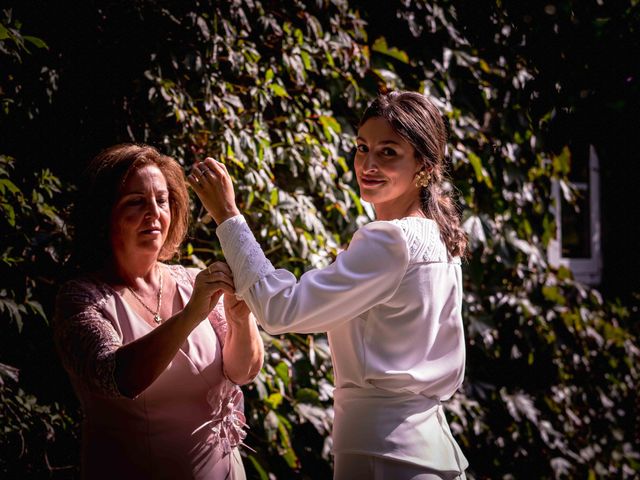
[223,294,252,327]
[222,289,263,385]
[185,261,235,322]
[187,157,240,224]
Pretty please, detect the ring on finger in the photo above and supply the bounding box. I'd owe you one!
[199,166,212,180]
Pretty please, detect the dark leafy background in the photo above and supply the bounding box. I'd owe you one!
[1,1,639,478]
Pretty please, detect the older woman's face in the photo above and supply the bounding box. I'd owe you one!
[110,165,171,259]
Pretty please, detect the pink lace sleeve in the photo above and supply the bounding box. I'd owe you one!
[53,278,124,398]
[209,301,229,348]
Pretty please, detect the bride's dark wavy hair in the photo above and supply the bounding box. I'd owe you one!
[359,91,467,257]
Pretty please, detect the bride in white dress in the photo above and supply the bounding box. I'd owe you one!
[189,91,469,480]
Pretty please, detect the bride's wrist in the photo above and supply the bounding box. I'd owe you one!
[215,207,241,225]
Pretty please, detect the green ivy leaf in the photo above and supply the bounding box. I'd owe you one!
[553,146,571,177]
[247,455,269,480]
[274,360,290,386]
[268,83,289,98]
[295,388,320,404]
[23,35,48,50]
[468,152,494,189]
[372,36,409,63]
[319,115,342,134]
[0,23,10,41]
[265,392,283,410]
[276,413,298,469]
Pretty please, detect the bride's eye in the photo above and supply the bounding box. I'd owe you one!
[356,144,368,153]
[382,147,397,156]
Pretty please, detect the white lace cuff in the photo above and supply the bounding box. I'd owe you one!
[216,215,275,297]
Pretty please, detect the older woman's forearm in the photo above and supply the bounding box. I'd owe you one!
[114,307,201,398]
[222,317,264,385]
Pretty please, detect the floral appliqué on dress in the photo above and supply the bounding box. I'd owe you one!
[196,381,249,454]
[179,265,251,454]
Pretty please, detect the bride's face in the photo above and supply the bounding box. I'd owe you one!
[354,117,422,208]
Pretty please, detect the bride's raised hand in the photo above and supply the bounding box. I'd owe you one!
[187,157,240,225]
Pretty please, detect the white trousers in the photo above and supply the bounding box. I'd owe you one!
[334,453,467,480]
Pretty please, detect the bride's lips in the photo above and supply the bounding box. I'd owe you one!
[359,176,387,188]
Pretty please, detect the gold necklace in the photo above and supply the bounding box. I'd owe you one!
[126,265,164,324]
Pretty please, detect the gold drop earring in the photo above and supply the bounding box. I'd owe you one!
[415,170,431,188]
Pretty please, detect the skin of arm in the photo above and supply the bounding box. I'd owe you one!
[187,159,264,382]
[188,157,408,336]
[114,263,235,399]
[222,294,264,385]
[187,158,240,225]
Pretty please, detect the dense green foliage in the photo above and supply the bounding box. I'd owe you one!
[1,1,639,478]
[0,10,77,476]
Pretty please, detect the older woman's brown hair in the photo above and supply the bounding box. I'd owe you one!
[71,144,189,272]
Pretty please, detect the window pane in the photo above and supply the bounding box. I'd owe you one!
[561,189,591,258]
[569,143,590,183]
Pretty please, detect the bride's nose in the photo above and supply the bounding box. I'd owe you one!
[361,152,379,173]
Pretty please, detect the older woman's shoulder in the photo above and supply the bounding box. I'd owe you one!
[164,263,199,286]
[56,275,115,313]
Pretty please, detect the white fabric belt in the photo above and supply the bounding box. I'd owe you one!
[332,387,468,474]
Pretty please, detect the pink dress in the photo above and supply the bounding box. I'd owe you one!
[54,264,247,480]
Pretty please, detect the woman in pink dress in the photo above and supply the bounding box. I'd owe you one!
[54,144,264,479]
[190,91,468,479]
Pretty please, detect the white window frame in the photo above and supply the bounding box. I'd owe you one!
[548,144,602,285]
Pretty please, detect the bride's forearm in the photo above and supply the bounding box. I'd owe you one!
[222,315,264,385]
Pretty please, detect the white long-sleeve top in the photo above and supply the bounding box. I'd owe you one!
[217,215,467,472]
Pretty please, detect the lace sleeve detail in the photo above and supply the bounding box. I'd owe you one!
[389,217,450,263]
[216,215,275,297]
[209,300,228,348]
[166,262,193,286]
[53,278,123,398]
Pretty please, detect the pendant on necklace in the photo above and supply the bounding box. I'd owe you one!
[154,314,162,324]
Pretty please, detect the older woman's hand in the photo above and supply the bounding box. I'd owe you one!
[185,261,236,322]
[187,158,240,225]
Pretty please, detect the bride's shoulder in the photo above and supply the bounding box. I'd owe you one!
[375,217,445,262]
[359,216,435,240]
[356,219,407,240]
[350,221,409,258]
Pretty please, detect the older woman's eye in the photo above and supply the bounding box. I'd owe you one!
[356,144,368,153]
[382,147,397,156]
